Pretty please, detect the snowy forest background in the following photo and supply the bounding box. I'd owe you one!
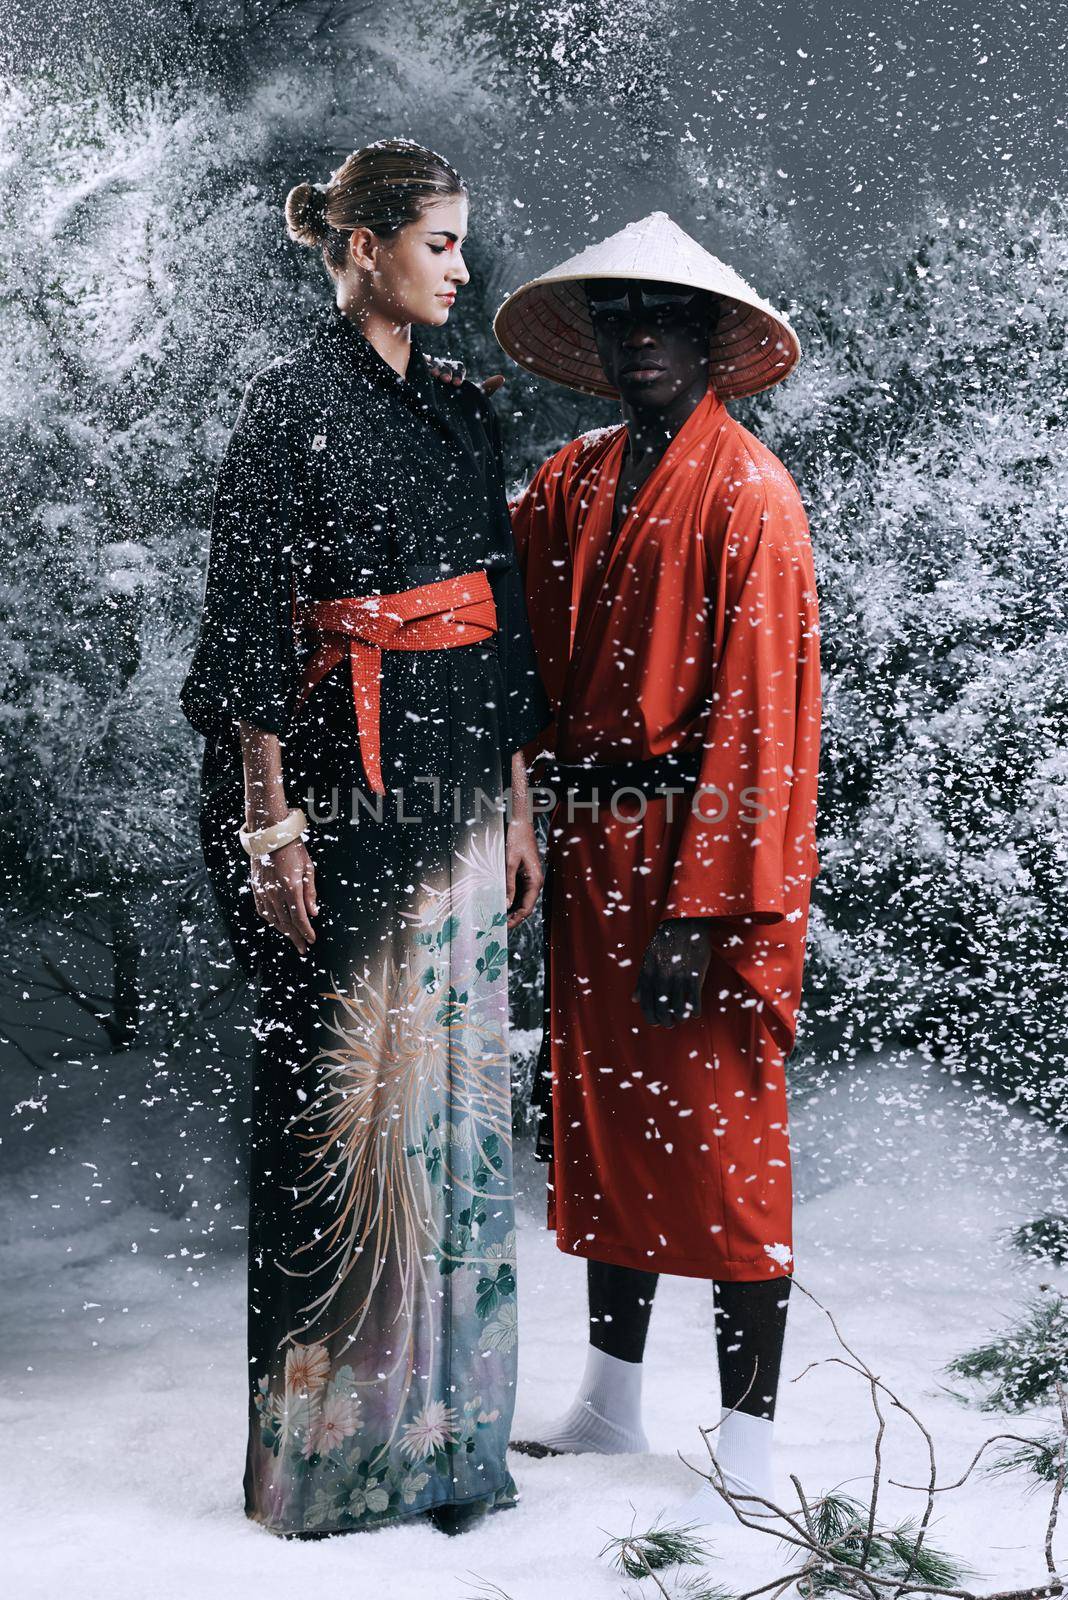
[2,3,1067,1597]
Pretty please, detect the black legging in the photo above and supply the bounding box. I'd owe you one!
[587,1259,790,1420]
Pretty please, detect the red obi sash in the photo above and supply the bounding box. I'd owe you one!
[293,570,498,795]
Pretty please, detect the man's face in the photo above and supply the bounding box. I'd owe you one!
[585,279,714,410]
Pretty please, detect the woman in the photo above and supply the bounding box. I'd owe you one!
[180,139,549,1538]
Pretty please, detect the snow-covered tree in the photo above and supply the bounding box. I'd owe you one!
[0,73,313,1048]
[754,186,1068,1122]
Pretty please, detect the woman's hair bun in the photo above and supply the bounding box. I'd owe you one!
[285,144,465,278]
[284,181,330,247]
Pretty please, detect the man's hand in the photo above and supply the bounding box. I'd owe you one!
[424,354,504,398]
[633,917,713,1027]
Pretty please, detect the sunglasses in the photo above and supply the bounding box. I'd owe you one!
[584,279,708,318]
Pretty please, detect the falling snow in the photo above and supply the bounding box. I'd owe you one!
[1,0,1066,1593]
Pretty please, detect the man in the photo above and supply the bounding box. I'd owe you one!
[493,212,822,1525]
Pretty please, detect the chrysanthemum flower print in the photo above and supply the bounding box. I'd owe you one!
[398,1400,460,1462]
[305,1387,362,1457]
[284,1339,330,1397]
[266,1385,316,1450]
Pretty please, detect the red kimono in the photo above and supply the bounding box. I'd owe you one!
[510,386,821,1282]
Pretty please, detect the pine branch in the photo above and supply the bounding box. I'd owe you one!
[985,1435,1067,1489]
[947,1292,1068,1412]
[460,1580,517,1600]
[1010,1218,1068,1268]
[600,1516,715,1578]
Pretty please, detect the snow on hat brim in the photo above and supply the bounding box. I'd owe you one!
[492,211,801,401]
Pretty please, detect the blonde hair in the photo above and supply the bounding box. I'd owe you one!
[285,138,467,275]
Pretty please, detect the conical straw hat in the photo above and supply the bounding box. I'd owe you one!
[493,211,801,401]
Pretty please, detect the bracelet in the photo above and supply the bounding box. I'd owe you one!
[238,806,309,859]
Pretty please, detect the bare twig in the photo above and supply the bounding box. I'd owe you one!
[891,1433,1062,1494]
[658,1275,1067,1600]
[791,1472,818,1541]
[865,1357,888,1573]
[737,1563,824,1600]
[789,1280,942,1598]
[624,1542,675,1599]
[1046,1383,1068,1585]
[685,1432,816,1550]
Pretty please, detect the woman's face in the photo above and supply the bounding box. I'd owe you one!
[349,194,471,327]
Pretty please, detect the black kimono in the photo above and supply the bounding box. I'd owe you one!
[180,301,549,1537]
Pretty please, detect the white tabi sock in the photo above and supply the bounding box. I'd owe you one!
[672,1406,777,1529]
[524,1343,649,1455]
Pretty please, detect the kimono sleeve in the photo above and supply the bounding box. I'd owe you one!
[477,398,552,766]
[179,368,300,745]
[660,478,822,924]
[508,446,576,769]
[178,367,302,984]
[489,557,553,765]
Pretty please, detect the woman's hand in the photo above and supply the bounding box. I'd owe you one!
[424,354,505,398]
[235,722,319,956]
[250,837,319,956]
[505,815,543,930]
[506,750,542,930]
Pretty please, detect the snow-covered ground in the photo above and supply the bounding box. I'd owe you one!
[3,1049,1066,1600]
